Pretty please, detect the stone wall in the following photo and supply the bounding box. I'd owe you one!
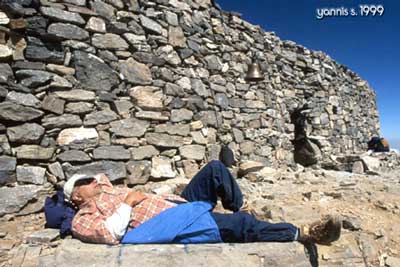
[0,0,379,216]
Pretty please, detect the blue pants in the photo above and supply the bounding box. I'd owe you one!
[181,160,298,242]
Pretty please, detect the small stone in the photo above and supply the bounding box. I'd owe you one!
[352,160,364,174]
[85,17,106,33]
[41,94,65,115]
[168,26,186,47]
[65,161,127,181]
[179,145,205,160]
[151,156,175,179]
[83,110,119,126]
[0,101,43,122]
[40,7,85,25]
[74,51,120,91]
[155,124,190,136]
[25,36,64,64]
[0,64,13,84]
[129,86,164,111]
[126,160,151,185]
[0,12,10,25]
[190,121,204,131]
[191,79,209,97]
[130,145,159,160]
[109,118,150,138]
[182,160,199,179]
[91,0,116,20]
[92,33,129,50]
[65,102,94,114]
[48,162,65,180]
[48,23,89,40]
[6,91,41,108]
[14,145,55,160]
[7,123,45,144]
[238,161,265,177]
[145,133,185,148]
[171,109,193,122]
[57,127,99,149]
[135,111,169,121]
[93,146,131,160]
[57,150,91,163]
[54,89,95,101]
[42,114,82,129]
[0,156,16,184]
[0,44,12,59]
[16,166,46,185]
[190,131,207,145]
[205,55,223,71]
[140,15,163,35]
[46,64,75,76]
[26,229,60,244]
[360,155,380,172]
[119,58,152,85]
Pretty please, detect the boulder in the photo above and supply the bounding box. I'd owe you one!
[7,123,45,144]
[16,166,46,184]
[109,118,150,138]
[74,51,120,91]
[0,101,44,122]
[151,156,175,179]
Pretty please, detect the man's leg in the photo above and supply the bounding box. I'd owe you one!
[181,160,243,212]
[210,212,298,243]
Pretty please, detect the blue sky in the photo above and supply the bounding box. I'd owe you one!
[217,0,400,148]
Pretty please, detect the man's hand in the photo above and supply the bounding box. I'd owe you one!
[123,191,148,207]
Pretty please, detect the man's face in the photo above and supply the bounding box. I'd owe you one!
[71,178,102,206]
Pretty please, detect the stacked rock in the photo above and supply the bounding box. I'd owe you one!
[0,0,379,216]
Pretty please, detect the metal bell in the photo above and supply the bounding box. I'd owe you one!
[245,61,264,82]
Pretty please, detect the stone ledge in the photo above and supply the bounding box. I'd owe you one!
[39,239,312,267]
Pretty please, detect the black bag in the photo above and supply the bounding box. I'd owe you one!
[367,137,390,152]
[219,145,235,167]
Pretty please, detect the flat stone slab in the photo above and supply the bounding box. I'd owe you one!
[40,239,311,267]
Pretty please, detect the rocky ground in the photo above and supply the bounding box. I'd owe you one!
[0,164,399,267]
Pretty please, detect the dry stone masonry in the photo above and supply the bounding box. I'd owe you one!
[0,0,380,219]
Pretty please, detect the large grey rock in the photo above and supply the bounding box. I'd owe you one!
[83,110,119,126]
[171,109,193,122]
[41,94,65,115]
[6,91,40,108]
[151,156,175,179]
[15,69,72,89]
[7,123,45,144]
[119,58,152,85]
[0,101,43,122]
[40,7,85,25]
[25,36,64,64]
[129,86,164,111]
[57,150,91,163]
[54,90,95,101]
[92,33,129,50]
[126,160,151,185]
[48,23,89,40]
[93,146,131,160]
[130,145,159,160]
[65,161,127,181]
[0,185,42,216]
[140,15,163,35]
[42,114,83,129]
[0,156,16,185]
[16,166,46,185]
[14,145,55,160]
[109,118,150,138]
[42,239,310,267]
[155,124,190,136]
[179,145,205,160]
[360,155,380,172]
[57,128,99,149]
[146,133,186,148]
[74,51,120,91]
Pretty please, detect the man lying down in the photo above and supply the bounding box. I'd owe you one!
[62,160,341,245]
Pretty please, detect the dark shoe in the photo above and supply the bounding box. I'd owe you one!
[298,215,341,245]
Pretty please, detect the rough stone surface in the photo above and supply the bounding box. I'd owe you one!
[7,123,45,144]
[130,145,159,160]
[14,145,55,160]
[83,110,118,126]
[16,166,46,185]
[129,86,164,110]
[0,101,43,122]
[93,146,131,160]
[65,161,127,181]
[92,33,129,50]
[126,160,151,185]
[151,156,175,179]
[145,133,185,148]
[57,150,91,163]
[40,7,85,25]
[119,58,152,85]
[179,145,205,160]
[48,23,89,40]
[57,128,98,149]
[109,118,150,138]
[0,185,41,216]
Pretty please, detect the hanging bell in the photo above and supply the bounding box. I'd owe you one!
[245,61,264,82]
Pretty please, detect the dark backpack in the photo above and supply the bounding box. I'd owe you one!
[219,145,235,167]
[367,137,390,152]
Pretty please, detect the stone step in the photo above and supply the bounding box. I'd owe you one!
[39,239,312,267]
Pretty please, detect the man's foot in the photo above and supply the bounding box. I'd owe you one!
[298,215,341,245]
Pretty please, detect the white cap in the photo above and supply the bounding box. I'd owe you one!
[63,174,100,201]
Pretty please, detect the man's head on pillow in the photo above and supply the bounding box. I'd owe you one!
[64,174,102,206]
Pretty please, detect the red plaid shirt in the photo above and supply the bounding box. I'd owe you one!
[72,174,186,244]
